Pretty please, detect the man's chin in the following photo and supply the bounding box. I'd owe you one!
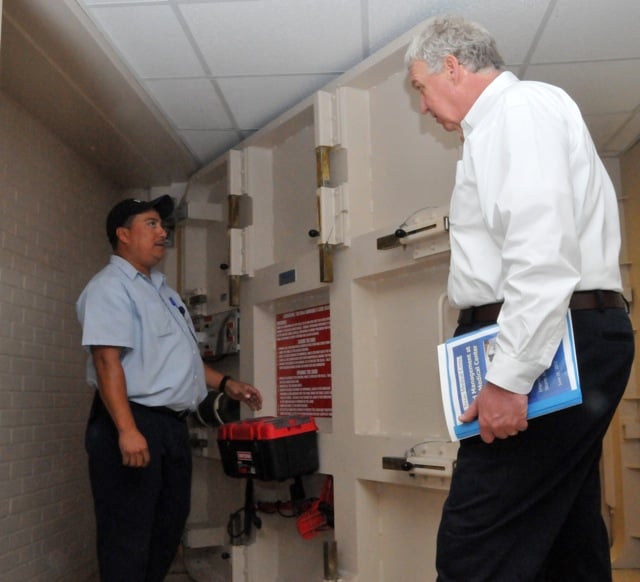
[439,121,462,134]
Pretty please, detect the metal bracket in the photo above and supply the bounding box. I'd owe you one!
[382,455,454,478]
[318,184,349,247]
[382,440,457,490]
[229,227,252,278]
[377,206,450,259]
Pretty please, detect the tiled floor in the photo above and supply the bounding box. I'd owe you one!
[165,571,640,581]
[613,570,640,582]
[89,564,640,581]
[164,572,640,581]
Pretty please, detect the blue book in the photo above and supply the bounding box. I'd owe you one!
[437,313,582,441]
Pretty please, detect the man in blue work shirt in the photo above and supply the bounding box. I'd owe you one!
[77,195,262,581]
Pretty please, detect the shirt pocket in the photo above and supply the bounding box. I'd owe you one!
[147,302,174,337]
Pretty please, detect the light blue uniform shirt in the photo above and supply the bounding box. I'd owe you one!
[76,255,207,411]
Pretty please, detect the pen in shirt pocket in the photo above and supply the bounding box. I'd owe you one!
[169,296,186,316]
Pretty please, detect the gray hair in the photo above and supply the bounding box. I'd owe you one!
[404,15,504,73]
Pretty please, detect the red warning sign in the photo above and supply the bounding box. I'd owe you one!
[276,304,332,417]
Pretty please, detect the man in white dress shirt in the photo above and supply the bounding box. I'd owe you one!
[405,16,634,582]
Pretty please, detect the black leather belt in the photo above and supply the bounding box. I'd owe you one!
[93,393,190,421]
[458,290,627,325]
[146,405,190,421]
[130,401,191,421]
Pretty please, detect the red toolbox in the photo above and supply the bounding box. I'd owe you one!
[217,415,319,481]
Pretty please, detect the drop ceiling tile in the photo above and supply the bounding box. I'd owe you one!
[145,78,233,129]
[180,0,364,76]
[86,4,204,78]
[602,109,640,155]
[217,74,336,129]
[525,60,640,115]
[583,112,633,150]
[532,0,640,63]
[83,0,162,4]
[70,0,640,176]
[179,129,240,164]
[368,0,553,64]
[368,0,440,52]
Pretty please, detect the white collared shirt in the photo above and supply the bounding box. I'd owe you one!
[77,255,207,410]
[449,71,622,394]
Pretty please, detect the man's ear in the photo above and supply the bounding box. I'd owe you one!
[443,55,460,80]
[115,225,130,247]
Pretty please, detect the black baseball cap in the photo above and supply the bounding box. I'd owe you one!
[106,195,174,249]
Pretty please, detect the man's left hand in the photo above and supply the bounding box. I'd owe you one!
[225,379,263,411]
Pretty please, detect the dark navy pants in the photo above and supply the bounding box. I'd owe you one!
[85,396,192,582]
[436,308,634,582]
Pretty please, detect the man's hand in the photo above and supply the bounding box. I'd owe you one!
[459,382,528,444]
[224,378,263,411]
[92,345,150,468]
[118,427,150,467]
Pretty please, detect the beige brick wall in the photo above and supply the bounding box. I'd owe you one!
[0,91,122,581]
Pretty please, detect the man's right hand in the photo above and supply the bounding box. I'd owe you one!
[91,346,151,468]
[459,382,528,444]
[118,427,150,467]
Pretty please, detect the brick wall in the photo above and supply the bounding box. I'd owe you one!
[0,92,122,581]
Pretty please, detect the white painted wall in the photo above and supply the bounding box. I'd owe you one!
[0,91,122,580]
[180,23,640,582]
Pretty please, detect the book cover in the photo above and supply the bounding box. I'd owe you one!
[437,313,582,441]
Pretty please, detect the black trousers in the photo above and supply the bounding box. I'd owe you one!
[85,396,192,582]
[436,308,634,582]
